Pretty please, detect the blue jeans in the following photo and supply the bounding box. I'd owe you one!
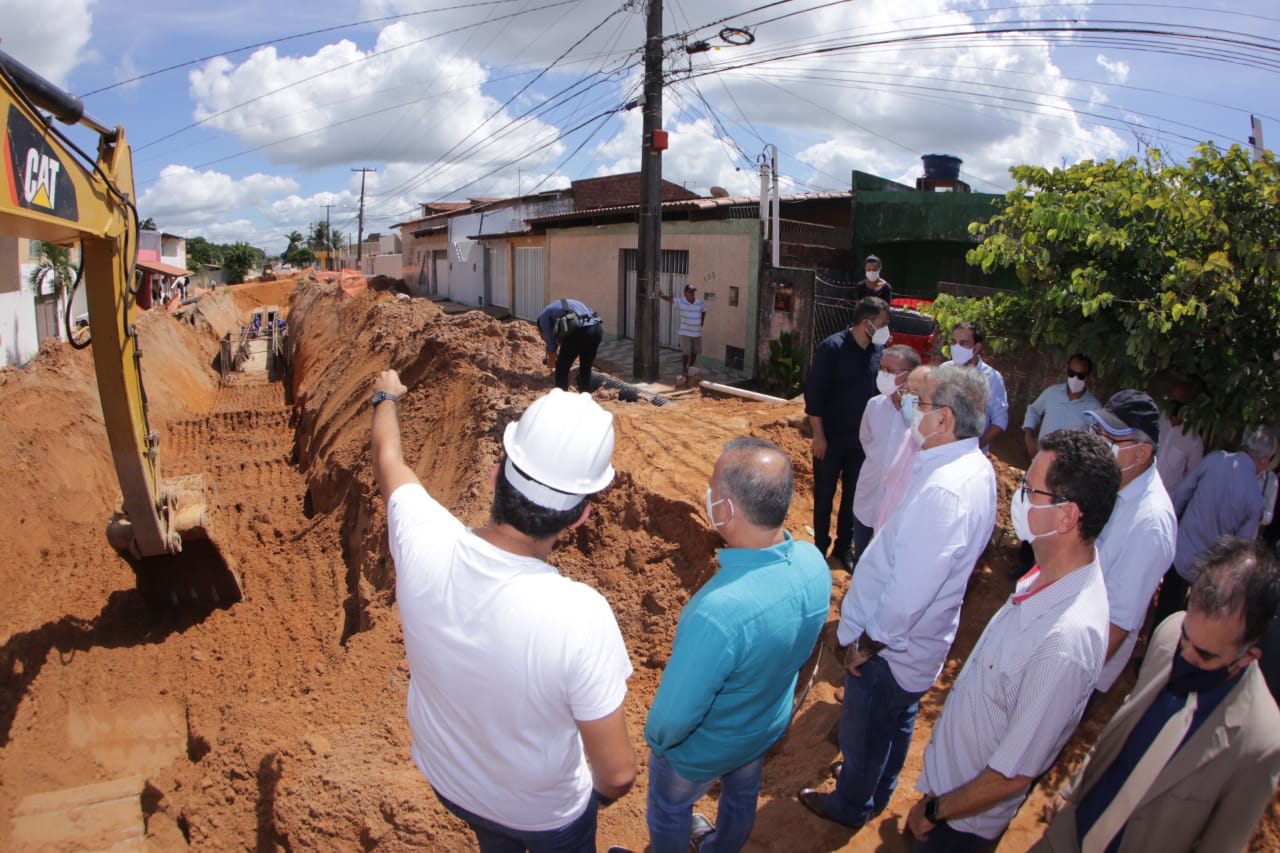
[912,821,996,853]
[436,790,598,853]
[826,656,924,827]
[647,751,764,853]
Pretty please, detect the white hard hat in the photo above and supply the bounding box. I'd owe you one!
[502,389,616,510]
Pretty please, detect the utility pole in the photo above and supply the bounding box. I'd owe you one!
[633,0,664,382]
[352,167,376,265]
[322,204,334,271]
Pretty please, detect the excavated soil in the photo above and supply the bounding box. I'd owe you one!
[0,279,1275,852]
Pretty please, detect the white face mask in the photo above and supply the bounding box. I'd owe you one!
[1109,440,1143,473]
[866,269,880,282]
[950,343,975,365]
[910,406,942,447]
[868,323,891,347]
[1066,375,1087,394]
[705,487,734,529]
[876,369,900,396]
[1010,486,1067,543]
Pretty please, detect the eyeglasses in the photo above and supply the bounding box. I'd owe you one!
[916,401,948,411]
[1067,369,1089,379]
[882,366,911,376]
[1020,477,1066,504]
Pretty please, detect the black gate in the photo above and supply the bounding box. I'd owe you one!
[811,273,859,354]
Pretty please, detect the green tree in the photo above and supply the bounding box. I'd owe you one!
[138,216,157,231]
[967,143,1280,436]
[222,242,259,285]
[307,221,344,268]
[282,230,315,267]
[28,242,76,338]
[185,236,221,273]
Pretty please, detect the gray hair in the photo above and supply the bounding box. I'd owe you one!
[931,363,989,440]
[718,437,794,529]
[1243,427,1276,462]
[883,344,922,370]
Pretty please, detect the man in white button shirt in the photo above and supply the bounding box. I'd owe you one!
[1085,390,1177,695]
[849,344,920,568]
[908,430,1120,852]
[1155,382,1203,499]
[797,364,996,831]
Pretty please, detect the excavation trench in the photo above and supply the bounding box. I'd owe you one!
[0,278,1274,851]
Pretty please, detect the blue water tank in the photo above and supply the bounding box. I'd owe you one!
[921,154,962,180]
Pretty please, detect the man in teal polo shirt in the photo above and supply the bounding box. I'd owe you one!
[642,437,831,851]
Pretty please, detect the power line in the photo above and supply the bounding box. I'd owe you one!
[134,0,581,152]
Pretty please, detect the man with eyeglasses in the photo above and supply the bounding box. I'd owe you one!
[799,365,995,833]
[1034,536,1280,853]
[942,322,1008,452]
[849,344,922,570]
[907,430,1119,852]
[1083,391,1177,695]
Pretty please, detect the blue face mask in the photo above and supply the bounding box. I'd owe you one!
[900,392,918,425]
[1168,650,1244,696]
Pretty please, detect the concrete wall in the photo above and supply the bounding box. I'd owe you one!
[545,220,758,375]
[0,237,40,366]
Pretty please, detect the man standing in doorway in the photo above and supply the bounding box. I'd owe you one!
[804,296,890,572]
[943,322,1009,453]
[658,283,706,379]
[372,376,637,850]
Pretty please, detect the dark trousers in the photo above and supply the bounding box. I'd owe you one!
[555,323,603,393]
[437,791,598,853]
[912,821,997,853]
[812,441,865,556]
[1152,565,1191,630]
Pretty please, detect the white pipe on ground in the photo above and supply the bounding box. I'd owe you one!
[698,380,789,403]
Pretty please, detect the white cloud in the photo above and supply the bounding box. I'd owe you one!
[185,21,568,171]
[1096,54,1130,83]
[2,0,94,86]
[138,165,297,230]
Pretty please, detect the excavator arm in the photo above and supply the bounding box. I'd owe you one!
[0,48,240,608]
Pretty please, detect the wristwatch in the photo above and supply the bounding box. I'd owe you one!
[370,391,398,407]
[924,795,944,825]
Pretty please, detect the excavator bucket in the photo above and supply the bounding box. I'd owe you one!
[110,474,243,613]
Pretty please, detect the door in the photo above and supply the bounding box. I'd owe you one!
[513,247,544,321]
[620,249,688,345]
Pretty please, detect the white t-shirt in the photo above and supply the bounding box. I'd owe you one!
[389,484,632,831]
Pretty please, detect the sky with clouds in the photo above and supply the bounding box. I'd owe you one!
[4,0,1276,255]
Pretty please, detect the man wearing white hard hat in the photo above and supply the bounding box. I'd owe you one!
[371,372,636,851]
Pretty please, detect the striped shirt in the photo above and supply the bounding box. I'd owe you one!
[675,296,704,338]
[919,553,1109,840]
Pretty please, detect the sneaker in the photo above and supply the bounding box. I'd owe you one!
[690,813,715,851]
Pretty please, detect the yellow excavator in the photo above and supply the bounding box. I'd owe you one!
[0,48,240,610]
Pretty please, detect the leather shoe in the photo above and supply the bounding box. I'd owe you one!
[829,760,844,779]
[840,549,855,574]
[798,788,837,822]
[690,813,714,850]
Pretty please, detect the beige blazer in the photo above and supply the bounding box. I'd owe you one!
[1034,612,1280,853]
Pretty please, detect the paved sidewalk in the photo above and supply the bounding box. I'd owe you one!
[592,336,742,395]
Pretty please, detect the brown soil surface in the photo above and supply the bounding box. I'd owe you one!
[1,280,1275,852]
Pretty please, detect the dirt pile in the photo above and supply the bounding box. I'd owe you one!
[0,280,1275,852]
